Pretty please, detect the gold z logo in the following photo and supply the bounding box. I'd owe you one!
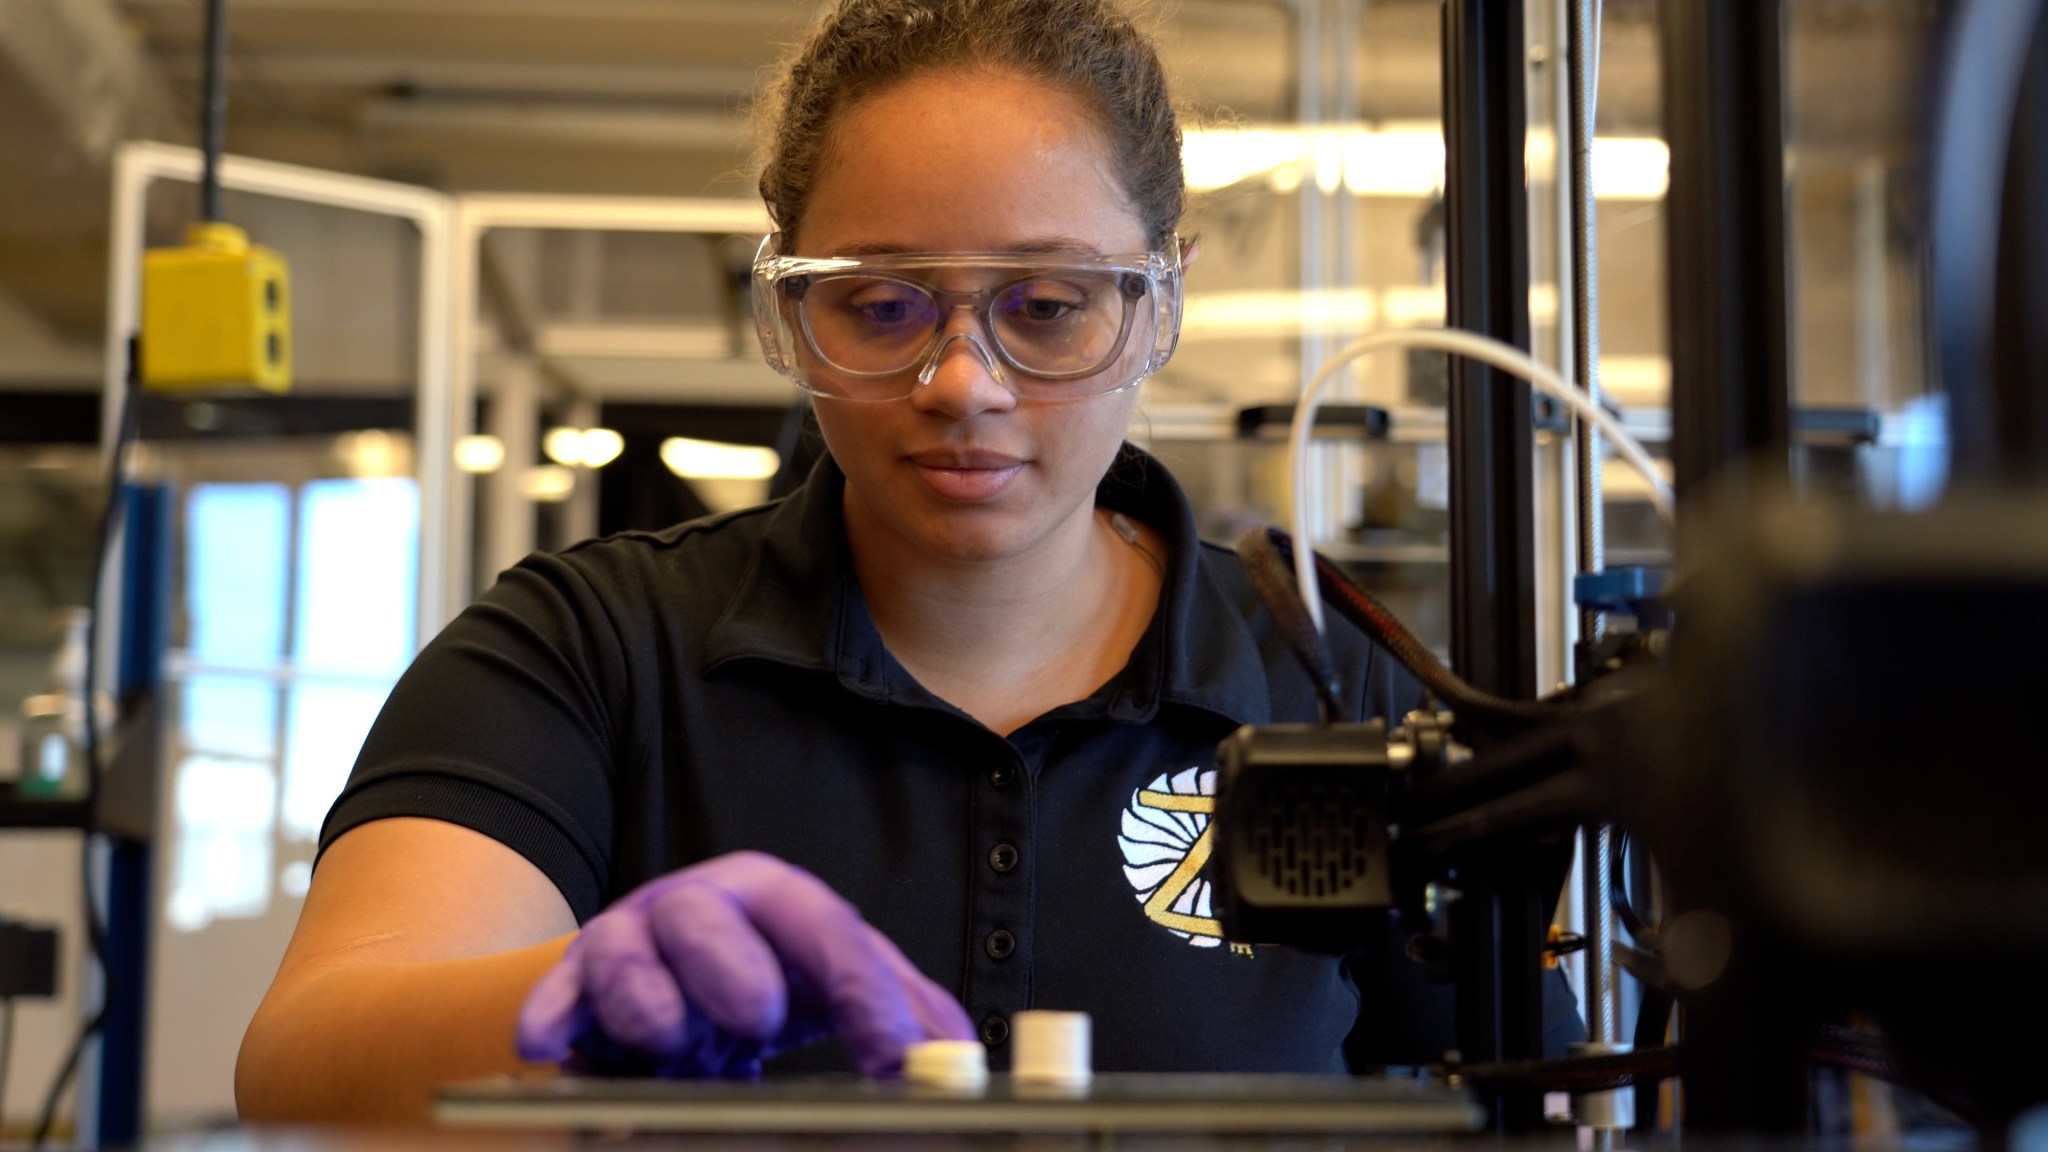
[1118,768,1250,951]
[1135,786,1221,937]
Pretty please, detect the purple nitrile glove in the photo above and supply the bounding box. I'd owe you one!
[516,850,974,1079]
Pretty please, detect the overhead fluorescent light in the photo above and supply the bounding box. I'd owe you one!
[660,436,779,481]
[543,426,625,469]
[1182,123,1668,200]
[518,464,577,502]
[1180,286,1446,337]
[453,434,506,474]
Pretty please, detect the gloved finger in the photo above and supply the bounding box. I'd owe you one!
[580,910,690,1057]
[866,922,975,1042]
[516,949,590,1062]
[646,880,789,1041]
[711,855,929,1078]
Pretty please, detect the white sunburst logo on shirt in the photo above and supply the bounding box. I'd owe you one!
[1118,766,1229,948]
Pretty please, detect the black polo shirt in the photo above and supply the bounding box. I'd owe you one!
[323,445,1576,1073]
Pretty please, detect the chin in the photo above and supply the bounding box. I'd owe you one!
[907,508,1047,565]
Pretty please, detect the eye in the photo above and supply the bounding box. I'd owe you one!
[837,281,929,328]
[863,298,912,324]
[1000,279,1091,324]
[1021,297,1077,322]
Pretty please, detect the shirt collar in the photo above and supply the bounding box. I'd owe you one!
[702,444,1272,726]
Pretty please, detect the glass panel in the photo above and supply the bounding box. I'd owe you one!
[294,477,419,675]
[180,676,278,763]
[142,178,430,1126]
[1785,0,1945,508]
[166,756,277,932]
[1144,1,1455,655]
[186,484,291,666]
[281,682,394,843]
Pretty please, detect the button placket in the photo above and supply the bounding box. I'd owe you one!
[964,742,1034,1067]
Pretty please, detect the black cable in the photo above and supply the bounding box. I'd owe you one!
[1233,528,1345,721]
[1240,527,1587,727]
[200,0,229,222]
[28,835,107,1152]
[0,997,15,1134]
[1238,527,1535,725]
[1457,1044,1680,1094]
[1609,829,1654,940]
[29,351,142,1151]
[1631,983,1676,1131]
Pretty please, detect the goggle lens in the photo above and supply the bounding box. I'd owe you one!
[798,271,1136,384]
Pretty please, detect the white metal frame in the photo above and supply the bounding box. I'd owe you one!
[105,142,458,631]
[106,157,779,635]
[446,193,771,598]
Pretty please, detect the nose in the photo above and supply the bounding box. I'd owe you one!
[910,309,1017,417]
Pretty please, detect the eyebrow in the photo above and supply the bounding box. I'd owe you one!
[823,237,1109,258]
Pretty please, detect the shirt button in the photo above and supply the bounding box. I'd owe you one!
[989,843,1019,873]
[985,929,1016,961]
[990,764,1015,789]
[980,1014,1010,1047]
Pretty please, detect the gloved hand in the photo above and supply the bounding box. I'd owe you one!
[516,850,974,1079]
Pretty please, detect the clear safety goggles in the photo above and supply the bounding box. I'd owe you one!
[751,234,1185,402]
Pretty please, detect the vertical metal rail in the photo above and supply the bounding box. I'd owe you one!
[1928,0,2048,482]
[1568,0,1605,642]
[1442,0,1545,1133]
[1443,0,1537,701]
[1662,0,1791,519]
[1988,10,2048,480]
[1660,0,1803,1132]
[1566,6,1623,1145]
[94,486,170,1149]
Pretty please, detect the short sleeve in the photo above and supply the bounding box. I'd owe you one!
[317,550,633,921]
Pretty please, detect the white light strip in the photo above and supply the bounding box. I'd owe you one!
[1183,123,1668,199]
[660,436,779,481]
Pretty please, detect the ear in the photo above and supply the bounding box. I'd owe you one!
[1178,234,1202,272]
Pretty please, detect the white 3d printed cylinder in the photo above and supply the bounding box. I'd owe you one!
[1012,1010,1092,1086]
[903,1040,989,1090]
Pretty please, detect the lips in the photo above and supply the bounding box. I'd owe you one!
[906,447,1026,500]
[906,448,1025,470]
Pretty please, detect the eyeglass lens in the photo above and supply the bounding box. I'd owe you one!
[800,272,1139,380]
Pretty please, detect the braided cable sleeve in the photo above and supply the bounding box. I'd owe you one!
[1287,532,1583,726]
[1235,527,1346,721]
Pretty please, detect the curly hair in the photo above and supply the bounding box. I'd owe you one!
[756,0,1184,249]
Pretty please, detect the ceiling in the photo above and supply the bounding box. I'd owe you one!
[0,0,1932,396]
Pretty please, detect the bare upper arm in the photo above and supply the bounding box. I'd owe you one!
[275,818,579,987]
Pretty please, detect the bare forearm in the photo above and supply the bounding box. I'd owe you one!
[236,935,573,1125]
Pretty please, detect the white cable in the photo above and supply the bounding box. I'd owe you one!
[1288,326,1676,633]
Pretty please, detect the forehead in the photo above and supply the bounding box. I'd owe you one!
[798,69,1147,258]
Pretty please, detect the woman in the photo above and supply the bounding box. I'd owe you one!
[237,0,1449,1123]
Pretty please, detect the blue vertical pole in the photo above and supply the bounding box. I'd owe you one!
[96,482,169,1146]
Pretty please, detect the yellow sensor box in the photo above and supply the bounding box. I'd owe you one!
[142,222,292,393]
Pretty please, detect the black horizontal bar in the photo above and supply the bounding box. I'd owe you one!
[1790,406,1882,445]
[1234,404,1391,440]
[0,789,93,830]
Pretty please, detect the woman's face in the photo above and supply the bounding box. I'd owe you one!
[796,68,1155,568]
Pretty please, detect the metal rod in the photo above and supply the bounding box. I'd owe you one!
[200,0,230,222]
[1583,825,1617,1044]
[1568,7,1623,1135]
[1568,0,1605,638]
